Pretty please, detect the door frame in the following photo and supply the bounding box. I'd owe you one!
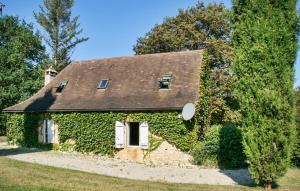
[44,119,55,144]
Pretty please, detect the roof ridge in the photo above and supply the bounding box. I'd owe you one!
[72,49,204,64]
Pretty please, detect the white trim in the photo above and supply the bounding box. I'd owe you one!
[124,121,149,149]
[115,121,125,148]
[43,120,47,143]
[139,121,149,149]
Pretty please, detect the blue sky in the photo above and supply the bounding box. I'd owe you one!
[1,0,300,87]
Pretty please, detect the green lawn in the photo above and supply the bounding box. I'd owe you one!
[0,157,299,191]
[0,136,298,191]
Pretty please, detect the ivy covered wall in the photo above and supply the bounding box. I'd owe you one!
[51,112,126,155]
[6,111,197,156]
[6,113,40,147]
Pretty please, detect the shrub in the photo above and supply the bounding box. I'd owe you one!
[192,124,246,168]
[192,125,222,167]
[219,124,246,168]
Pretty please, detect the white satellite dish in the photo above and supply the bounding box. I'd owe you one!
[182,103,196,121]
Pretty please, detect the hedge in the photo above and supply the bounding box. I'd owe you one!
[192,124,246,169]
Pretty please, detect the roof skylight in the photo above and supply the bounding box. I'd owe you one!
[55,80,68,94]
[98,79,109,89]
[159,74,172,89]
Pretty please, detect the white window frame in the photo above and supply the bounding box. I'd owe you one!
[124,121,148,149]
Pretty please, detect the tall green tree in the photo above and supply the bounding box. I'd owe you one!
[133,2,230,54]
[34,0,88,71]
[292,87,300,166]
[133,2,240,138]
[297,87,300,131]
[0,16,47,133]
[232,0,298,189]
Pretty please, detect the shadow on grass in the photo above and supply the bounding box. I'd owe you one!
[0,147,42,157]
[0,144,55,157]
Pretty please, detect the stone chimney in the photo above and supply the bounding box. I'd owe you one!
[44,66,58,86]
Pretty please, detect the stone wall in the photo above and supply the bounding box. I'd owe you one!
[115,147,144,162]
[115,140,193,166]
[145,141,192,166]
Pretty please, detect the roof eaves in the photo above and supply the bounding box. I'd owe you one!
[2,107,183,113]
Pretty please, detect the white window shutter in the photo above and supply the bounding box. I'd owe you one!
[50,120,55,143]
[43,120,47,143]
[47,120,55,143]
[115,121,125,148]
[139,122,149,149]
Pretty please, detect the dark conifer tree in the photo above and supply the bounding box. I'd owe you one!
[35,0,88,71]
[232,0,299,189]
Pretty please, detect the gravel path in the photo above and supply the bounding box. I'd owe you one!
[0,144,252,185]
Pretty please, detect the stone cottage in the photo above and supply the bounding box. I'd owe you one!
[4,50,203,165]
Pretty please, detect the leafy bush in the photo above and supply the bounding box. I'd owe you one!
[219,124,246,168]
[192,124,246,168]
[192,125,222,167]
[59,143,75,152]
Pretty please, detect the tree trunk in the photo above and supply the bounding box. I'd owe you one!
[265,181,272,190]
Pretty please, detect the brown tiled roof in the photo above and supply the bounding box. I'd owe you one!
[3,50,203,112]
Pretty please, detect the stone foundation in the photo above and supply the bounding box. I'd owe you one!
[115,141,193,166]
[145,141,192,166]
[114,147,144,162]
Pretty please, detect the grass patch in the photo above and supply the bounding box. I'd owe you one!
[277,168,300,191]
[0,157,299,191]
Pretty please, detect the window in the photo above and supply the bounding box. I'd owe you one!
[56,80,68,94]
[98,79,109,89]
[128,122,139,146]
[115,121,149,149]
[159,74,172,89]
